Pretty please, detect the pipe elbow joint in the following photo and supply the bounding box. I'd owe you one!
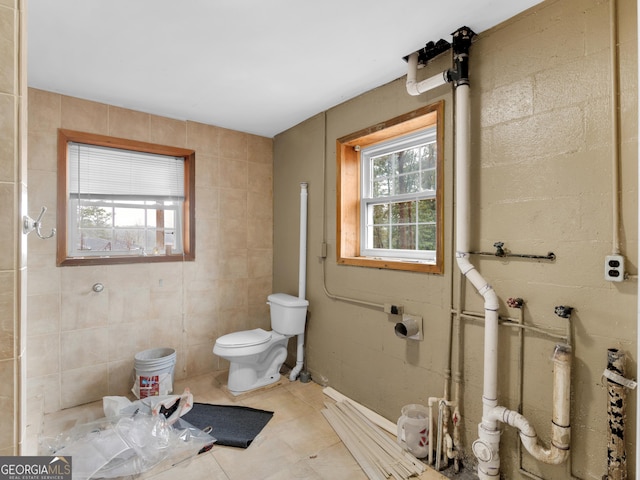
[517,419,570,465]
[484,290,500,312]
[406,80,421,96]
[522,440,570,465]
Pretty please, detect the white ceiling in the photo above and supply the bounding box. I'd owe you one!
[27,0,543,138]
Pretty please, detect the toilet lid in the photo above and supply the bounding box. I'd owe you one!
[216,328,272,348]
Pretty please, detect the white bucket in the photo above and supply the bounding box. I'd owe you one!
[397,404,430,458]
[132,347,176,399]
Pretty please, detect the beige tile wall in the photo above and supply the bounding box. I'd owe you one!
[0,0,26,456]
[26,88,273,411]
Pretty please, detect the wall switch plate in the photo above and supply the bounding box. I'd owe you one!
[605,255,625,282]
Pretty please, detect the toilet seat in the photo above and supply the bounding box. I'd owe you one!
[213,328,289,360]
[216,328,271,348]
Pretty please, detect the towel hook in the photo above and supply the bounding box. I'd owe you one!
[23,206,56,239]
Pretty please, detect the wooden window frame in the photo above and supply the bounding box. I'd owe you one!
[57,129,196,266]
[336,101,444,274]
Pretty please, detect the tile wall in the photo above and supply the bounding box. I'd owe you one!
[26,88,273,412]
[0,0,26,455]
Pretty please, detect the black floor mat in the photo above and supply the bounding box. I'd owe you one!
[181,403,274,448]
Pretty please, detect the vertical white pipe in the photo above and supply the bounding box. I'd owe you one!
[455,84,501,416]
[290,182,308,381]
[299,182,308,300]
[455,84,471,256]
[610,0,621,255]
[454,83,501,479]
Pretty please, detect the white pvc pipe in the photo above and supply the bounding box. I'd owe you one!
[406,52,449,96]
[323,386,398,435]
[454,83,501,479]
[491,345,571,465]
[299,182,308,300]
[454,68,572,480]
[406,41,573,478]
[610,0,621,255]
[290,182,308,381]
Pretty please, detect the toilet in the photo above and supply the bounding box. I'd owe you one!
[213,293,309,395]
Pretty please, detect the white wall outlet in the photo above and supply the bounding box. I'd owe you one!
[604,255,625,282]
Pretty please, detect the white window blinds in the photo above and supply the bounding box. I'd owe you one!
[68,142,185,199]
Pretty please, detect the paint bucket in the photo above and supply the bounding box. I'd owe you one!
[397,404,429,458]
[132,347,176,399]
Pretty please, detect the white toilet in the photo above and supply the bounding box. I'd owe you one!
[213,293,309,395]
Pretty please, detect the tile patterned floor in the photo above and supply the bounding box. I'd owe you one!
[28,372,450,480]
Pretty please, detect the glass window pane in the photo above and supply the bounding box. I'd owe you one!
[164,208,175,228]
[114,207,145,227]
[144,230,157,251]
[372,226,389,248]
[77,234,113,252]
[372,179,391,197]
[391,225,416,249]
[397,172,420,194]
[113,229,146,252]
[420,143,436,170]
[391,201,416,224]
[78,204,112,228]
[418,199,436,223]
[419,224,436,250]
[397,149,420,173]
[421,170,436,191]
[372,203,389,225]
[373,154,393,177]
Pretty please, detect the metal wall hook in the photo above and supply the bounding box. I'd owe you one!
[23,206,56,239]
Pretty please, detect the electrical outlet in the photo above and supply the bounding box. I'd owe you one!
[605,255,625,282]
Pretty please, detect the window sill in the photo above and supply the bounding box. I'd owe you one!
[58,253,194,267]
[338,255,442,274]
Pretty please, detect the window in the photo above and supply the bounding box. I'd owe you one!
[337,101,444,274]
[57,129,195,266]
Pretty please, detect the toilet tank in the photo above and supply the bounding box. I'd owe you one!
[268,293,309,335]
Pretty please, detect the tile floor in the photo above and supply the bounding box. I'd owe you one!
[27,372,451,480]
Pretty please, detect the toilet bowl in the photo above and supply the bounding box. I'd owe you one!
[214,328,289,394]
[213,293,309,395]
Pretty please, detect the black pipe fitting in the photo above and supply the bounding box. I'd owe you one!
[451,26,475,56]
[448,26,475,87]
[402,38,451,65]
[554,306,574,319]
[493,242,506,257]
